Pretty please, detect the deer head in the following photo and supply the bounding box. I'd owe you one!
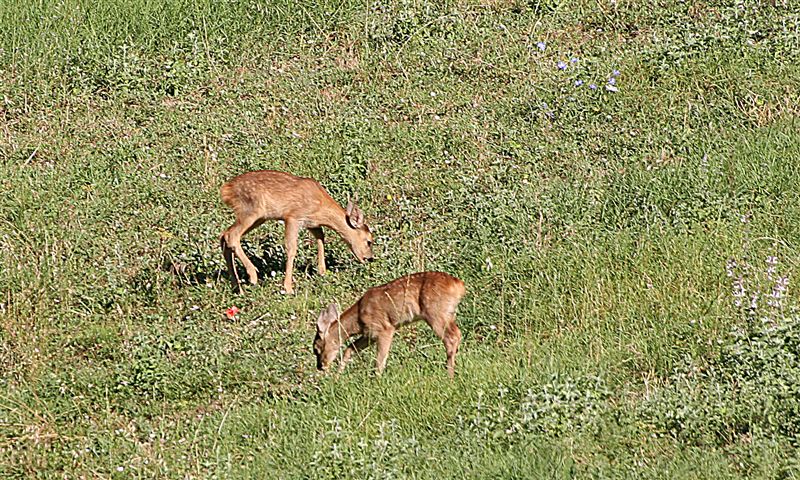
[313,303,343,371]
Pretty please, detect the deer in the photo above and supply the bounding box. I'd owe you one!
[219,170,374,294]
[313,271,466,378]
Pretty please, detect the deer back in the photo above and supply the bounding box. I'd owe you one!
[220,170,337,221]
[359,272,466,331]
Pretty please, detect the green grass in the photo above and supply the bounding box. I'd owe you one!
[2,0,800,477]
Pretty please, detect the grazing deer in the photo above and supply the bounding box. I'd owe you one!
[219,170,374,294]
[314,271,466,378]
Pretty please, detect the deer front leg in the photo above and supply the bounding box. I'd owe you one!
[283,219,299,294]
[308,227,326,275]
[340,336,371,372]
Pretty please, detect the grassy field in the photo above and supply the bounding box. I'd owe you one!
[2,0,800,477]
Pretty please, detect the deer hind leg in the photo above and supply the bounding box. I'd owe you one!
[282,219,300,294]
[222,214,263,288]
[375,328,396,376]
[428,314,462,378]
[308,227,326,275]
[443,322,462,378]
[220,234,240,290]
[340,335,371,372]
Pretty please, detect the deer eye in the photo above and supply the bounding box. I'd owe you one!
[367,240,373,247]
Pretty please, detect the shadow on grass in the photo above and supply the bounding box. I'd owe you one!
[161,240,344,290]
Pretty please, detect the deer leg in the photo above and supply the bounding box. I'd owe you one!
[222,215,262,289]
[428,314,462,378]
[340,335,371,372]
[375,328,396,376]
[443,321,462,379]
[220,234,241,291]
[308,227,326,275]
[283,219,299,294]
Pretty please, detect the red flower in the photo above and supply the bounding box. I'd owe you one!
[225,306,240,320]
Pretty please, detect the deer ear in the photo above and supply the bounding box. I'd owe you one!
[346,201,365,229]
[317,303,339,334]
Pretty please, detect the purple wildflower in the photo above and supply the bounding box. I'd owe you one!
[589,83,597,90]
[608,77,616,85]
[612,69,621,77]
[733,277,746,298]
[570,57,579,64]
[767,265,777,279]
[557,61,567,70]
[767,276,789,308]
[575,79,584,87]
[541,102,554,119]
[767,298,777,308]
[537,41,546,51]
[726,259,737,278]
[775,277,789,294]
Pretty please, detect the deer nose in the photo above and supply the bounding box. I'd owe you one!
[366,257,375,263]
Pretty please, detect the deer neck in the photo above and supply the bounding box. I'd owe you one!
[319,205,357,243]
[335,301,362,340]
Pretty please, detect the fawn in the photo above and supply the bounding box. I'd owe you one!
[314,271,466,378]
[220,170,374,294]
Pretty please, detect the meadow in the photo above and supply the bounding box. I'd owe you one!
[1,0,800,477]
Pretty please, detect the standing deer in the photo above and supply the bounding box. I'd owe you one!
[219,170,374,294]
[314,271,466,378]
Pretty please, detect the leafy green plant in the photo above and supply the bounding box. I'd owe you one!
[642,254,800,447]
[460,375,611,444]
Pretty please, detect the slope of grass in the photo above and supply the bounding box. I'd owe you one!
[2,0,800,477]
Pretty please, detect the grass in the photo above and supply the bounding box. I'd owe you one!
[2,0,800,477]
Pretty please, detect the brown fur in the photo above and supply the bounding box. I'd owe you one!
[314,272,466,378]
[220,170,374,293]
